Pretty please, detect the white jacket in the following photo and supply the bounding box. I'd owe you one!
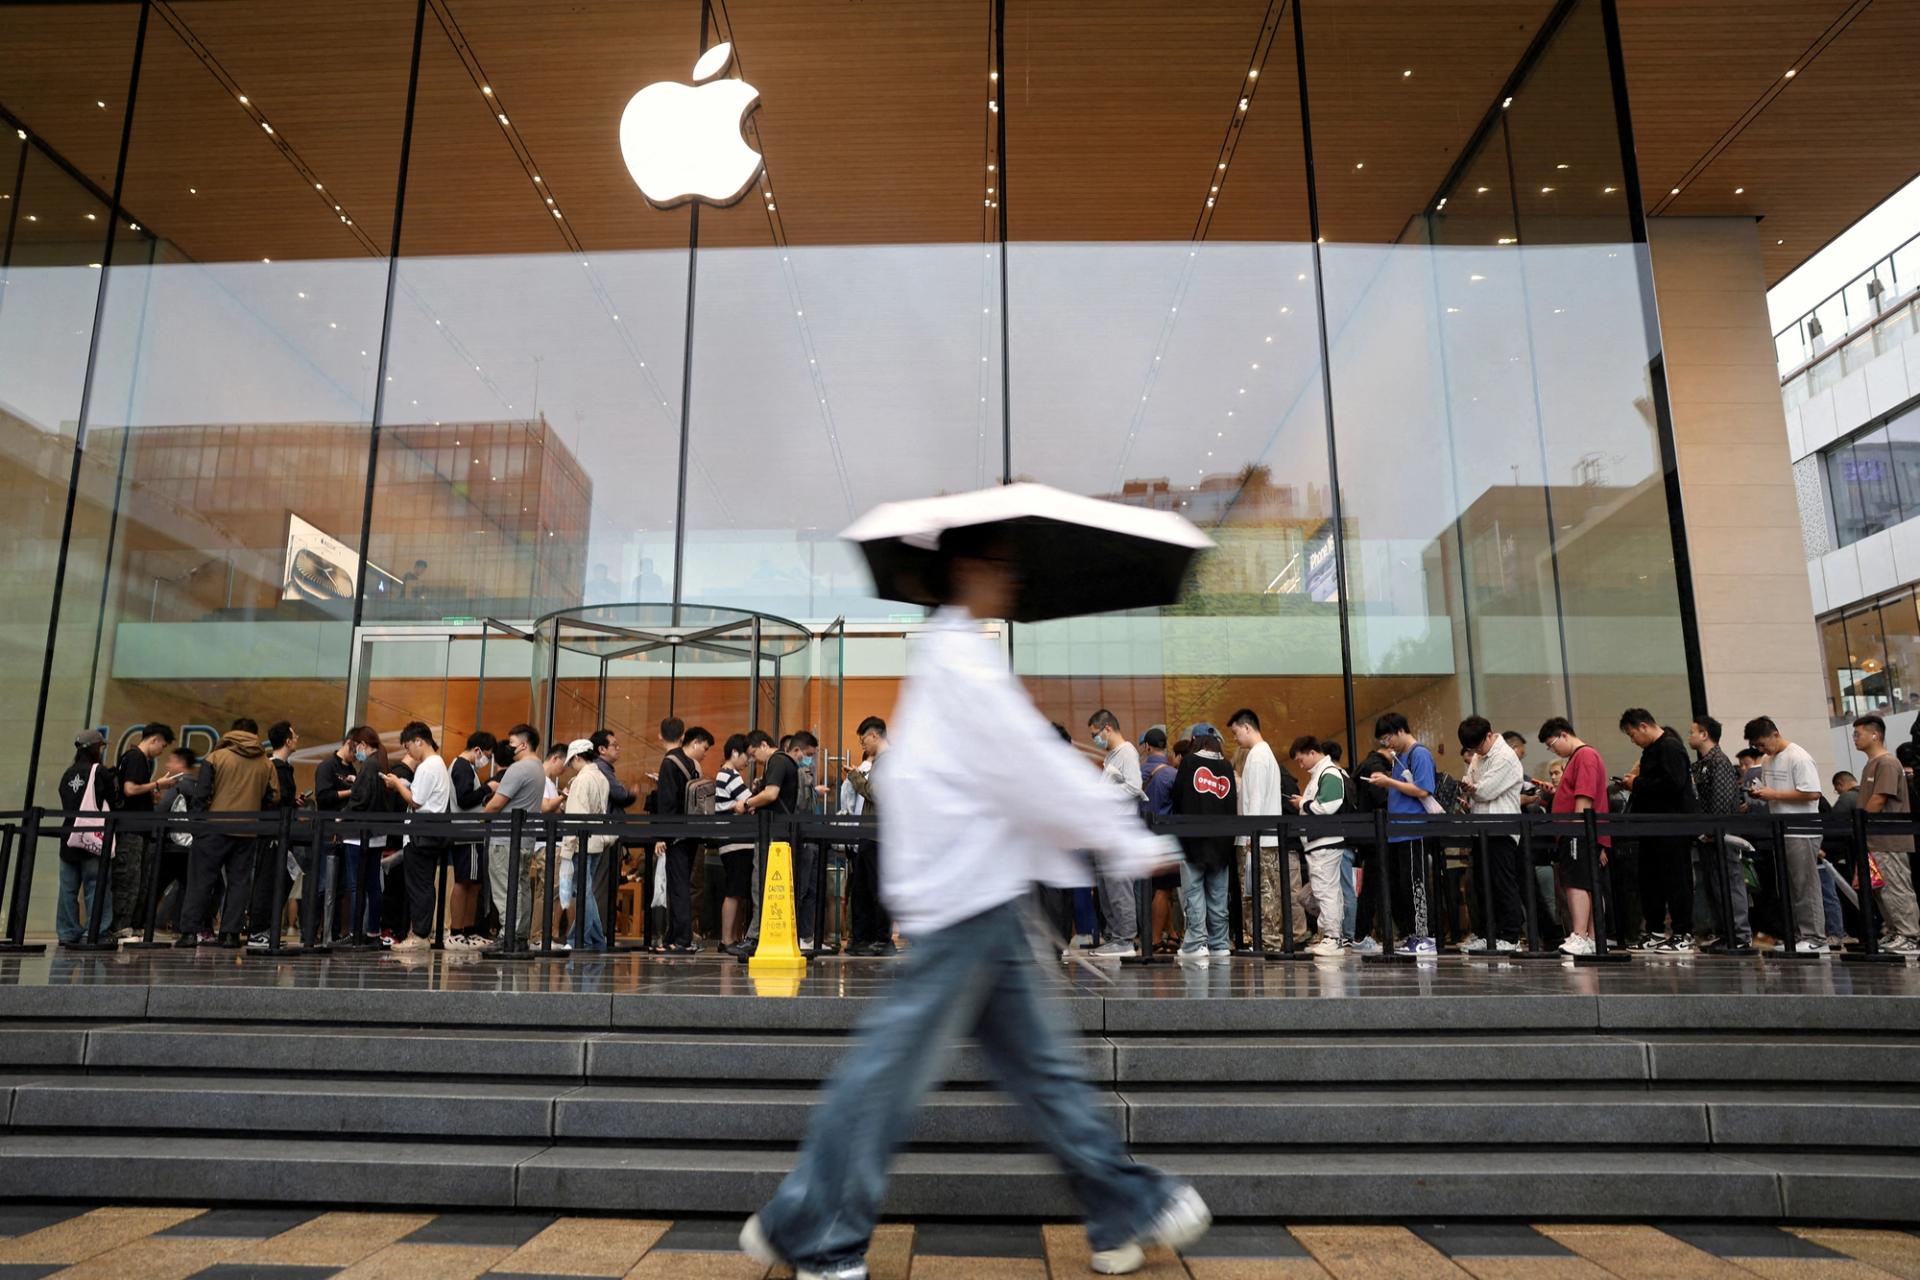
[1299,756,1347,852]
[1237,739,1284,849]
[879,608,1176,935]
[1466,736,1524,815]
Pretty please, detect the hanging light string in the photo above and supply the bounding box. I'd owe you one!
[151,0,382,257]
[1107,0,1285,497]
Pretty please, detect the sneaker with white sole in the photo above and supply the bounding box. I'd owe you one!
[1208,945,1232,959]
[1348,936,1381,955]
[1174,947,1209,967]
[1559,933,1595,956]
[1794,939,1831,955]
[1493,938,1522,953]
[1458,934,1487,952]
[1657,935,1697,954]
[245,933,272,951]
[1310,935,1347,957]
[392,934,430,952]
[1089,940,1138,959]
[738,1214,867,1280]
[1403,935,1437,955]
[1089,1184,1212,1275]
[1885,935,1920,955]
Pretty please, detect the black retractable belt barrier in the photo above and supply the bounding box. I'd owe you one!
[1573,810,1628,965]
[265,807,302,956]
[1233,825,1266,958]
[487,808,536,960]
[1463,827,1498,962]
[1509,812,1560,960]
[1267,817,1311,962]
[431,834,449,951]
[1765,814,1821,962]
[0,808,46,953]
[1363,809,1412,964]
[1707,824,1756,957]
[533,812,563,959]
[1843,805,1900,965]
[811,820,836,956]
[125,811,173,951]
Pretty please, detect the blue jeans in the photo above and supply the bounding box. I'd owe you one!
[339,844,383,938]
[57,855,113,943]
[1819,857,1845,939]
[581,853,606,949]
[1340,848,1358,939]
[1179,861,1229,952]
[755,900,1173,1269]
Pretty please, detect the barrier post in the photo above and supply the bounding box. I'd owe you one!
[809,823,836,956]
[1363,809,1412,964]
[1267,817,1310,962]
[487,808,536,960]
[1766,815,1820,961]
[431,838,450,951]
[1233,823,1266,958]
[1120,866,1167,966]
[0,809,46,952]
[1843,803,1900,965]
[125,812,173,951]
[536,812,559,956]
[1707,824,1756,956]
[571,819,593,951]
[1465,827,1497,960]
[1573,809,1628,965]
[265,806,300,956]
[1510,812,1559,961]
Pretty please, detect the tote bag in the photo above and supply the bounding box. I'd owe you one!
[64,765,108,858]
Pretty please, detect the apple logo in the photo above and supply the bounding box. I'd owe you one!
[620,42,764,208]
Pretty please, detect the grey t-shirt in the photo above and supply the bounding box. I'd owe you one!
[495,757,547,813]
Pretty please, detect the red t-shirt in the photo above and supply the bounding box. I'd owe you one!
[1551,744,1612,847]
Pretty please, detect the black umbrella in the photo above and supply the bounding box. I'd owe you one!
[840,482,1213,623]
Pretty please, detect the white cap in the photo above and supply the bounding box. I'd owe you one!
[566,738,596,762]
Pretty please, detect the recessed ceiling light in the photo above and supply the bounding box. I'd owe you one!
[1355,162,1364,170]
[1784,68,1797,78]
[482,85,493,95]
[1541,186,1553,194]
[1671,187,1680,195]
[1734,186,1744,194]
[95,100,105,109]
[1501,96,1512,108]
[1248,68,1259,80]
[1604,185,1617,193]
[1402,69,1412,77]
[85,212,95,220]
[1477,186,1489,194]
[1777,238,1785,245]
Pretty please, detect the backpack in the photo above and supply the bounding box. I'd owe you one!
[1431,769,1464,814]
[685,777,717,816]
[1346,753,1388,815]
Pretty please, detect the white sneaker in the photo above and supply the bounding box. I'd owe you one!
[737,1214,867,1280]
[1174,948,1209,968]
[1458,934,1487,952]
[1208,945,1232,959]
[1348,937,1381,955]
[1091,1184,1212,1275]
[245,933,272,951]
[1794,940,1831,955]
[1493,938,1522,953]
[392,934,430,952]
[1884,935,1920,955]
[1070,933,1094,947]
[1090,940,1138,959]
[1310,935,1347,957]
[1559,933,1595,956]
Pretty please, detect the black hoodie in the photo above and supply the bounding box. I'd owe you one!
[1631,727,1698,815]
[1171,749,1237,871]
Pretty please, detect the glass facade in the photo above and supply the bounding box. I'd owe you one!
[2,0,1700,924]
[1822,401,1920,549]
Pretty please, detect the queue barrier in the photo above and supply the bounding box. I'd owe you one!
[3,805,1915,962]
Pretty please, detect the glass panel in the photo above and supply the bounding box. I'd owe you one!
[371,0,693,627]
[1829,428,1902,546]
[1008,0,1348,755]
[1888,405,1920,515]
[1876,591,1920,716]
[1820,613,1850,721]
[681,0,999,622]
[1840,607,1889,720]
[0,7,140,831]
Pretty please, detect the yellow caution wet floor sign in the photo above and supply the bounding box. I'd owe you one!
[749,841,807,988]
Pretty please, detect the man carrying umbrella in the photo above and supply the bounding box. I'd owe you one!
[741,486,1214,1279]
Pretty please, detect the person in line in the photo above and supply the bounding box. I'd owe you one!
[1744,716,1826,954]
[1824,772,1859,947]
[741,528,1209,1280]
[1854,714,1920,953]
[739,728,801,954]
[1138,727,1180,953]
[845,716,895,956]
[155,744,199,935]
[57,731,116,946]
[180,717,278,948]
[589,727,636,948]
[386,721,451,951]
[112,723,179,940]
[1289,734,1353,956]
[1457,716,1526,953]
[1086,710,1146,959]
[557,738,615,950]
[1229,709,1304,950]
[1171,723,1235,966]
[340,727,402,945]
[250,721,301,949]
[1619,708,1700,953]
[1370,713,1439,955]
[1539,718,1610,956]
[714,734,756,954]
[654,726,713,954]
[790,730,829,948]
[446,732,496,947]
[309,731,361,946]
[483,724,546,948]
[1344,738,1392,955]
[1688,715,1753,949]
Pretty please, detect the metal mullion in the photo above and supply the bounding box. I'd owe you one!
[1290,0,1358,757]
[669,0,711,623]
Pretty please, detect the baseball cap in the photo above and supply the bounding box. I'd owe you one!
[73,729,105,749]
[565,738,596,762]
[1185,722,1219,741]
[1138,724,1167,746]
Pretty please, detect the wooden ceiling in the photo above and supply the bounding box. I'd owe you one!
[0,0,1913,283]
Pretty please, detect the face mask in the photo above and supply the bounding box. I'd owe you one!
[1093,732,1108,750]
[801,754,815,769]
[353,748,369,763]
